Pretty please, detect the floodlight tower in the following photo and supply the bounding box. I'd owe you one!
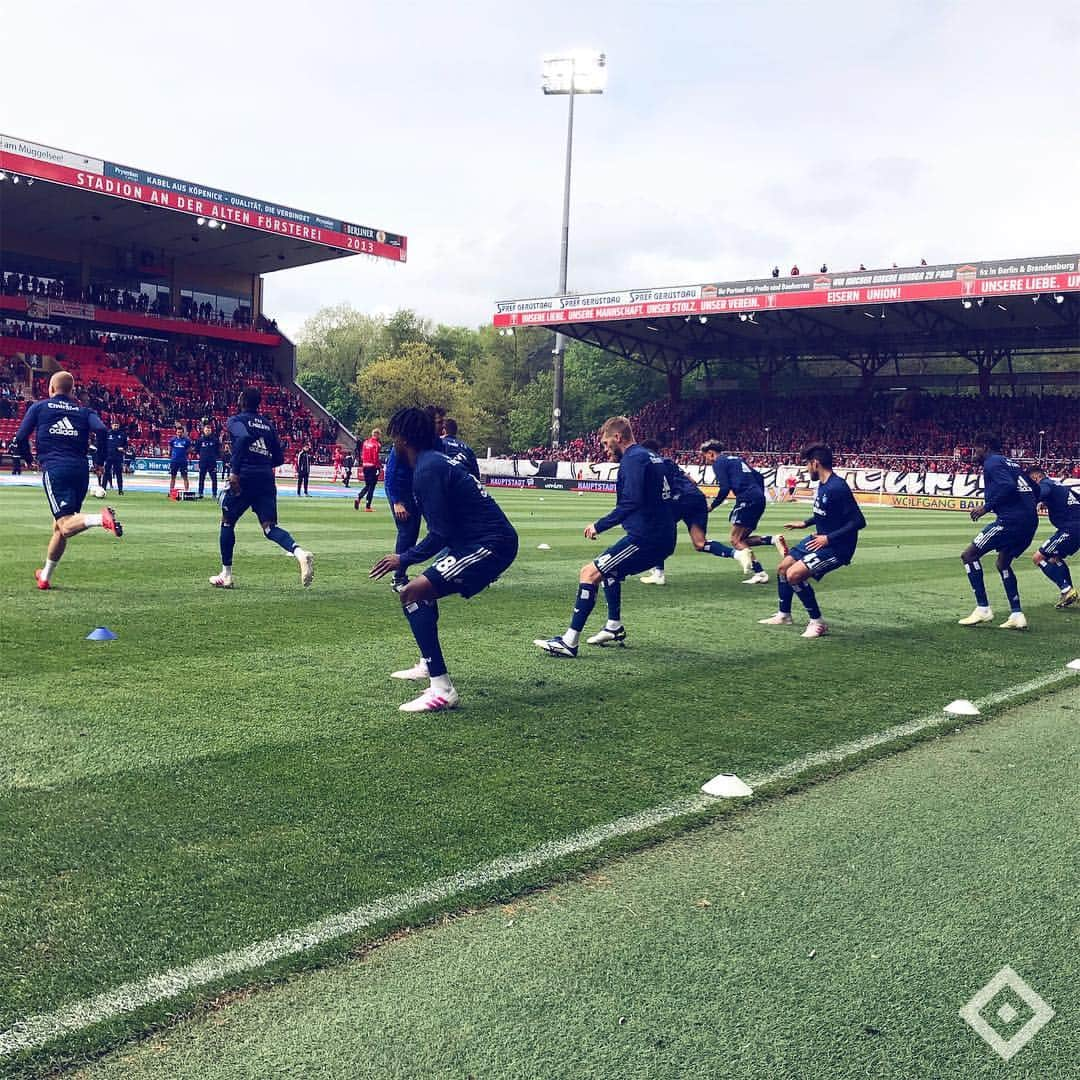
[542,49,606,448]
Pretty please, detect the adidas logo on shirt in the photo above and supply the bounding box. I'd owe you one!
[48,417,79,437]
[250,437,270,456]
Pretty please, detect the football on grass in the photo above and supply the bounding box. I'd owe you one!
[93,485,107,499]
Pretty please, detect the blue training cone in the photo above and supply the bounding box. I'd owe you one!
[86,626,118,641]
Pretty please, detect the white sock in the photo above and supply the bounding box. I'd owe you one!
[430,674,452,693]
[83,513,102,527]
[293,546,306,559]
[221,565,232,576]
[41,559,58,582]
[563,628,580,647]
[605,619,622,631]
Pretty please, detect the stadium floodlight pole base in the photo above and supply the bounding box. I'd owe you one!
[86,626,118,641]
[944,699,980,716]
[1067,659,1080,671]
[701,773,754,798]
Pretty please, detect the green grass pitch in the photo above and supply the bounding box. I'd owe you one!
[0,486,1074,1072]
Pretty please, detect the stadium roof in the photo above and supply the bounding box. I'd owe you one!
[492,254,1080,382]
[0,133,407,275]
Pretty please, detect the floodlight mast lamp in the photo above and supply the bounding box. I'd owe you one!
[542,50,606,448]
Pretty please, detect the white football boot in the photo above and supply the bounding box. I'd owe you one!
[742,571,769,585]
[957,606,993,626]
[295,548,315,587]
[734,548,754,574]
[391,659,430,680]
[209,571,234,589]
[999,612,1028,630]
[639,569,666,585]
[773,534,790,558]
[587,626,627,646]
[801,619,829,638]
[399,685,460,712]
[758,612,793,625]
[534,636,578,658]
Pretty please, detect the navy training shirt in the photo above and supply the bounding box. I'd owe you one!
[384,446,415,506]
[662,458,706,509]
[440,434,481,479]
[810,472,867,563]
[104,430,128,459]
[400,449,516,567]
[15,395,107,470]
[982,454,1038,526]
[711,455,765,508]
[593,443,675,545]
[169,435,192,463]
[226,411,285,478]
[1037,477,1080,530]
[196,434,221,464]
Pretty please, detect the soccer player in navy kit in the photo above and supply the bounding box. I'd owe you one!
[12,370,123,589]
[700,440,773,583]
[209,387,314,589]
[1027,464,1079,610]
[370,407,518,712]
[535,416,676,656]
[101,420,128,495]
[196,422,220,498]
[383,440,420,590]
[441,418,480,479]
[759,444,866,638]
[168,423,192,495]
[958,434,1039,630]
[637,439,733,585]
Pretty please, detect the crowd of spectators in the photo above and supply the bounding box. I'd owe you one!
[525,390,1080,476]
[2,268,253,327]
[0,322,339,464]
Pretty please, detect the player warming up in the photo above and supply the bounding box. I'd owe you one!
[12,370,123,589]
[441,418,481,479]
[1027,464,1079,610]
[209,387,314,589]
[168,422,191,496]
[535,416,675,656]
[370,407,518,712]
[958,434,1038,630]
[637,439,733,585]
[759,444,865,638]
[383,436,421,590]
[700,440,772,583]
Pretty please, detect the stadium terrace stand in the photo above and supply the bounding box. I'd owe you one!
[0,132,407,461]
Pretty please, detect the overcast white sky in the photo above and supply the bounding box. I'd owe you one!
[3,0,1078,337]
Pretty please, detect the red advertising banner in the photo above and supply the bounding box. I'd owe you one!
[0,134,407,264]
[493,255,1080,327]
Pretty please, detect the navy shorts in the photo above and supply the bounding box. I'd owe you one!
[790,534,849,580]
[1040,528,1080,560]
[594,533,676,582]
[423,534,518,599]
[729,491,766,530]
[676,494,709,534]
[972,518,1038,560]
[170,460,188,478]
[220,475,278,524]
[43,464,89,520]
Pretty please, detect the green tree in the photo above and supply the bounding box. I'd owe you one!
[295,304,386,386]
[354,342,474,433]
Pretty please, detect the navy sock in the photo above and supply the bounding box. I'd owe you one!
[403,598,447,677]
[759,535,773,545]
[999,567,1022,613]
[656,561,665,572]
[603,576,622,623]
[965,559,989,607]
[570,582,598,633]
[264,525,298,553]
[777,573,794,614]
[703,540,734,557]
[1062,562,1074,589]
[750,559,764,573]
[793,581,822,620]
[219,523,235,566]
[1038,559,1067,590]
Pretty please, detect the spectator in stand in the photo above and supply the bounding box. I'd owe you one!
[771,266,780,278]
[790,265,800,276]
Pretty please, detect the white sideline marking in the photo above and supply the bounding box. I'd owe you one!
[1,668,1074,1059]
